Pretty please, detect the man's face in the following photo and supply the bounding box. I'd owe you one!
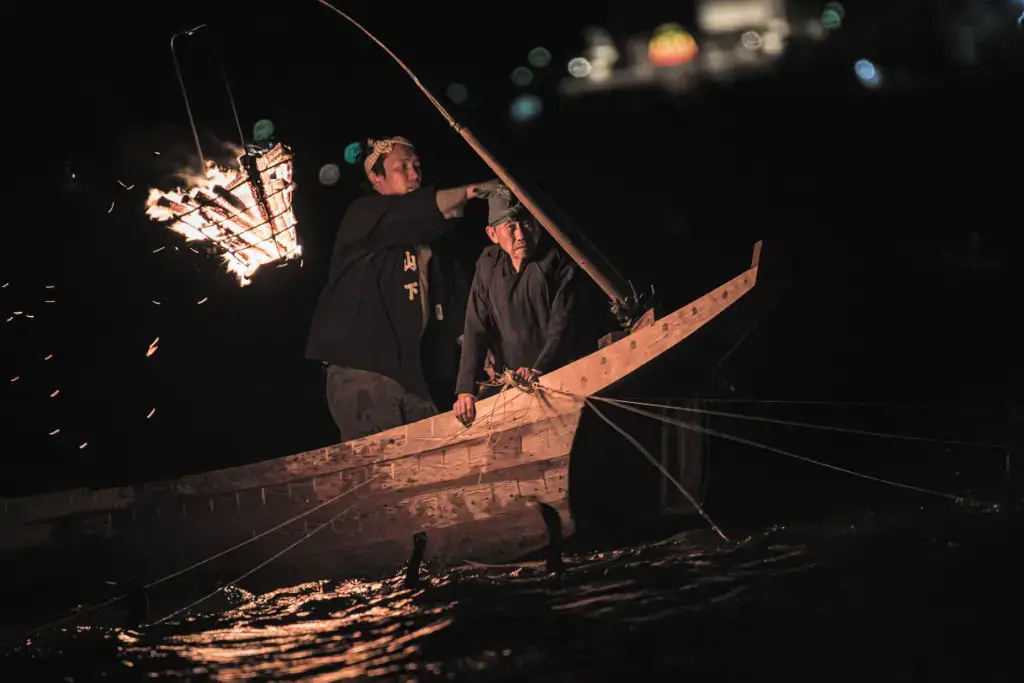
[486,215,539,262]
[369,144,421,195]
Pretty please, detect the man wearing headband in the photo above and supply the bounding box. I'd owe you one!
[306,136,496,441]
[453,185,581,426]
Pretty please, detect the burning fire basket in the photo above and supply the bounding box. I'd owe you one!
[145,143,300,286]
[145,24,301,286]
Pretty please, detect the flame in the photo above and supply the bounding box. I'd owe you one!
[145,143,301,286]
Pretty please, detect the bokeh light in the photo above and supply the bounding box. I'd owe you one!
[822,2,845,30]
[527,47,552,68]
[741,31,764,51]
[343,142,362,165]
[567,57,592,78]
[509,94,543,123]
[511,67,534,87]
[649,23,699,67]
[445,82,469,104]
[253,119,274,142]
[318,163,341,186]
[854,59,882,89]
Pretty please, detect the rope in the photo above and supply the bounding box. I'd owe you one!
[629,397,1009,413]
[17,460,392,640]
[584,398,729,542]
[483,372,725,540]
[591,396,994,508]
[609,399,1007,450]
[525,381,993,507]
[148,494,368,626]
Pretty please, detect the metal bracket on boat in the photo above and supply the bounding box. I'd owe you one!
[609,281,656,332]
[599,285,658,350]
[404,531,428,589]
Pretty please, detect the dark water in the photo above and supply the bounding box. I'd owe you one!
[4,506,1020,682]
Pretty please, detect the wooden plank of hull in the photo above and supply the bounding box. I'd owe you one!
[0,412,580,553]
[0,463,572,633]
[0,394,581,530]
[160,461,571,583]
[0,254,758,530]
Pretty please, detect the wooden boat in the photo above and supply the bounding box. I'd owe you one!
[0,242,762,629]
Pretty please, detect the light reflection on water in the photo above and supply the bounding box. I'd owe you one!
[5,509,1019,681]
[139,582,457,680]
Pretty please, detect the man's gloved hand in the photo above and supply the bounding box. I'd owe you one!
[468,179,502,199]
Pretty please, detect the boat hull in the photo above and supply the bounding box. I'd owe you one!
[0,243,762,630]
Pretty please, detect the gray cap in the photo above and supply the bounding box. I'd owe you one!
[480,184,524,226]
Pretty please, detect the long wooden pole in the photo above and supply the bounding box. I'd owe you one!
[456,127,631,304]
[313,1,634,308]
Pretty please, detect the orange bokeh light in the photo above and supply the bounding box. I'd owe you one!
[649,25,699,67]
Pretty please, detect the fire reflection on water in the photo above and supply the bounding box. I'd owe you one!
[120,580,455,680]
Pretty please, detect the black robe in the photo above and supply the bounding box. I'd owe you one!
[306,185,467,403]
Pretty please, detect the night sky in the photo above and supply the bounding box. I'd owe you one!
[3,1,1020,496]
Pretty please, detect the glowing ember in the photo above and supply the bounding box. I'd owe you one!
[145,143,301,286]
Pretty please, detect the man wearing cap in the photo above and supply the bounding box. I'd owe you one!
[453,185,581,426]
[306,136,496,441]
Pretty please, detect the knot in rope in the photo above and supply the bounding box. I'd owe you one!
[480,368,539,394]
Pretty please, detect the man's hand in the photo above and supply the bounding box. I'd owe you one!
[514,367,543,386]
[483,349,497,381]
[454,393,477,427]
[467,179,501,199]
[436,180,499,218]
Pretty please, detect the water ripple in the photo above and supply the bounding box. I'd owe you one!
[4,509,1021,681]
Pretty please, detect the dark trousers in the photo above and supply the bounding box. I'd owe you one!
[325,366,438,442]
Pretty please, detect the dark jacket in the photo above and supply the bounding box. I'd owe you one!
[306,185,466,401]
[456,242,579,396]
